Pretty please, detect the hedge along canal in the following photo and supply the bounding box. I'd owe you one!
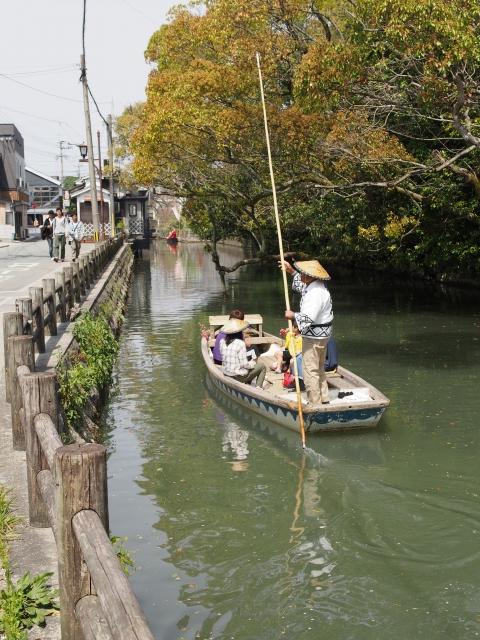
[107,240,480,640]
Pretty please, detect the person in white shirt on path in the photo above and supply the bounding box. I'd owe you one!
[67,213,85,262]
[52,207,67,262]
[281,260,334,405]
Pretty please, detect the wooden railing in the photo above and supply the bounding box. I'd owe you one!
[10,359,153,639]
[10,244,109,359]
[2,241,155,639]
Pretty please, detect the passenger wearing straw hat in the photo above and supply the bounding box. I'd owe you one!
[220,318,267,388]
[281,260,333,405]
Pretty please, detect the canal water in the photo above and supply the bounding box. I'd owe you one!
[106,241,480,640]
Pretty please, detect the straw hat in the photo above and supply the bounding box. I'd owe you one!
[221,318,250,334]
[293,260,330,281]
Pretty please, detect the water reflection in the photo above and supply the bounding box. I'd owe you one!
[107,241,480,640]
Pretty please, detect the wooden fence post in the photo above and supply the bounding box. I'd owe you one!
[78,257,87,295]
[55,443,109,640]
[22,372,58,527]
[42,278,57,336]
[63,267,74,315]
[55,271,67,322]
[3,311,23,402]
[71,262,81,303]
[16,297,33,335]
[29,287,46,353]
[7,335,35,450]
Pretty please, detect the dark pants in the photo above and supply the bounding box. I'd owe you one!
[46,236,53,257]
[71,239,81,260]
[53,234,66,260]
[234,361,266,387]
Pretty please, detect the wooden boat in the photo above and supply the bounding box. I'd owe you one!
[202,314,390,434]
[166,236,179,245]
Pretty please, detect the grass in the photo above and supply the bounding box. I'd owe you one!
[0,486,58,640]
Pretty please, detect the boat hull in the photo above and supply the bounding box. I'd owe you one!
[206,365,386,434]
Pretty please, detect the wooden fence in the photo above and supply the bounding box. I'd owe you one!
[2,241,155,640]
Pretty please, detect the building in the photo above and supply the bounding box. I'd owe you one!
[70,178,112,237]
[25,167,61,230]
[70,178,151,241]
[0,124,29,240]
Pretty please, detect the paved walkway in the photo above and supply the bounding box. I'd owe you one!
[0,239,96,639]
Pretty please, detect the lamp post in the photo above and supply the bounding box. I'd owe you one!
[76,141,107,239]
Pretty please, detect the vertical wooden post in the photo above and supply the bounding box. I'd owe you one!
[55,271,67,322]
[42,278,57,336]
[29,287,46,353]
[71,262,81,303]
[8,335,35,450]
[3,312,23,402]
[63,267,74,314]
[22,372,58,526]
[55,443,109,640]
[78,257,87,295]
[16,297,33,335]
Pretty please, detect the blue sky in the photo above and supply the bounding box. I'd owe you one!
[0,0,176,178]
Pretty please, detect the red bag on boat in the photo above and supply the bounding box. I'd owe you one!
[283,372,295,388]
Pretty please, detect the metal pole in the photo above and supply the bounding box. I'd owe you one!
[97,130,105,239]
[107,115,115,238]
[59,141,65,209]
[80,54,99,240]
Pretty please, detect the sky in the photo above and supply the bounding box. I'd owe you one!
[0,0,177,179]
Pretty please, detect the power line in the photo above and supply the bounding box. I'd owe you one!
[88,85,109,128]
[0,65,78,77]
[0,105,83,139]
[0,73,83,103]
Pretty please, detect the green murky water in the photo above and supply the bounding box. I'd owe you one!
[107,241,480,640]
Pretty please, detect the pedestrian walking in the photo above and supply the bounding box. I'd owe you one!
[40,210,55,258]
[52,207,67,262]
[67,213,85,262]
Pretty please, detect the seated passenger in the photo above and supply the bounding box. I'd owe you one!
[212,309,245,365]
[272,323,303,373]
[220,318,267,388]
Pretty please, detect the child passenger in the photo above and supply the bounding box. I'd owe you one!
[272,323,303,374]
[220,318,267,388]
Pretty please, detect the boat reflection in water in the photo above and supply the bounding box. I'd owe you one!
[205,374,387,468]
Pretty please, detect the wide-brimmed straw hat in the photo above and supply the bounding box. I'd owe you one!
[293,260,330,281]
[221,318,250,334]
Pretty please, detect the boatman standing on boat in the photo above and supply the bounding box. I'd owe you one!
[280,260,333,405]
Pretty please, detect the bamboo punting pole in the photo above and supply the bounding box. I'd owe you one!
[256,52,307,448]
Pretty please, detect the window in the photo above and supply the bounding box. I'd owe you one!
[128,203,138,217]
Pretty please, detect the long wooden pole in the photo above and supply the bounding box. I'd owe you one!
[256,52,307,448]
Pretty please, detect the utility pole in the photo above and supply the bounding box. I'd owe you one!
[107,114,115,238]
[58,141,65,207]
[80,54,99,240]
[97,130,105,239]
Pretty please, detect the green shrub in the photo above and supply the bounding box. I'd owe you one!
[0,571,58,640]
[58,312,119,430]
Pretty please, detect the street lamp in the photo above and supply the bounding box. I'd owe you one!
[78,143,88,161]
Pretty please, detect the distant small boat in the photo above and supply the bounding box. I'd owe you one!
[166,236,179,244]
[202,314,390,434]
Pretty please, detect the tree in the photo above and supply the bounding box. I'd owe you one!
[118,0,480,282]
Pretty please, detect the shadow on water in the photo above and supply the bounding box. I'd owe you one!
[106,241,480,640]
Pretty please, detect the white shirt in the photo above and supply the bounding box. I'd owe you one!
[220,338,255,376]
[68,220,85,241]
[292,272,333,339]
[52,216,67,235]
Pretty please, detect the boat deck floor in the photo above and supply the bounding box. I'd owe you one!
[215,356,356,405]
